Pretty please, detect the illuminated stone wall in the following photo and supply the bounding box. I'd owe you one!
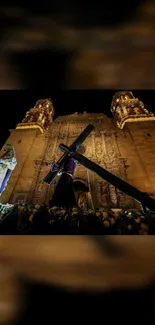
[1,97,155,208]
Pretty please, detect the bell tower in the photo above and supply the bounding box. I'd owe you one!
[110,91,155,129]
[0,98,55,204]
[110,91,155,198]
[16,98,55,133]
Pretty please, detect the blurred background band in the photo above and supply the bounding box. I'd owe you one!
[1,2,155,323]
[1,1,155,88]
[1,236,155,324]
[0,236,155,291]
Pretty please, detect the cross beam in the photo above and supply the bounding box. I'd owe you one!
[59,143,155,213]
[43,124,94,185]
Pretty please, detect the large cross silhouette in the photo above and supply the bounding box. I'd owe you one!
[43,124,94,185]
[58,146,155,214]
[44,124,155,213]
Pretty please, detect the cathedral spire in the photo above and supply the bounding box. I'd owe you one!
[110,91,155,129]
[16,98,55,133]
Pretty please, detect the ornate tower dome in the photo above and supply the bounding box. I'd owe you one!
[110,91,155,129]
[16,98,55,133]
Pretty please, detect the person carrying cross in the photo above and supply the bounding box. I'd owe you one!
[49,154,77,209]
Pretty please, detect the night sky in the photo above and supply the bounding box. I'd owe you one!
[0,90,155,148]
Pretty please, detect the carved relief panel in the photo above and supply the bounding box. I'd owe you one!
[94,136,104,160]
[26,161,40,202]
[27,160,49,204]
[58,123,69,138]
[45,137,60,162]
[32,168,49,205]
[103,133,119,163]
[89,131,135,208]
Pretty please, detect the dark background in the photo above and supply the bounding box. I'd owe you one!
[0,1,151,89]
[15,280,155,325]
[0,89,155,149]
[0,1,144,29]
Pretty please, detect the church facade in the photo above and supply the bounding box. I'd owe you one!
[0,91,155,210]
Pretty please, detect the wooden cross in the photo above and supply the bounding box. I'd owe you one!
[59,143,155,213]
[43,124,94,185]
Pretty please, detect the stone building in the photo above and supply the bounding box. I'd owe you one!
[0,91,155,210]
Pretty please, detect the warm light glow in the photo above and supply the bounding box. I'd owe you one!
[16,124,44,133]
[111,91,155,129]
[118,115,155,129]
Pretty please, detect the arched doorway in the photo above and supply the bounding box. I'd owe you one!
[73,178,93,209]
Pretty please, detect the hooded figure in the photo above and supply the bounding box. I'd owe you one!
[49,155,77,208]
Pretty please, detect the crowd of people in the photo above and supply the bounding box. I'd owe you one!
[0,202,155,235]
[0,156,155,235]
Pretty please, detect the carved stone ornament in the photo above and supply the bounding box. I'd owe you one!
[110,91,155,129]
[17,98,55,133]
